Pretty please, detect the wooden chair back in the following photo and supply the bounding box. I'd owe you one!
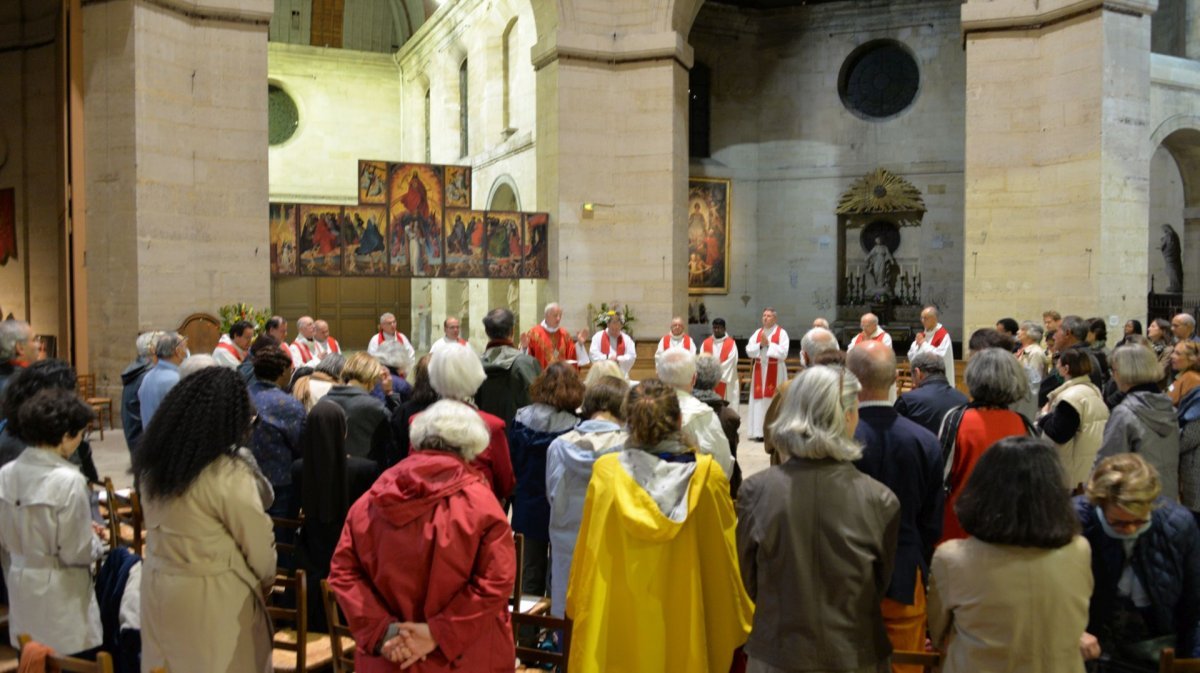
[101,478,144,556]
[271,515,303,577]
[510,612,572,672]
[891,649,941,672]
[17,634,114,673]
[511,533,525,612]
[176,313,221,358]
[268,569,309,672]
[320,579,356,673]
[1162,647,1200,672]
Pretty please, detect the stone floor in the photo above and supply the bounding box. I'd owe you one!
[90,403,774,492]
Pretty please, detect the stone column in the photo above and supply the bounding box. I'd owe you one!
[961,0,1155,338]
[83,0,272,395]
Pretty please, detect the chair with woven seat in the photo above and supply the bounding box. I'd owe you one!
[320,579,356,673]
[76,375,113,440]
[1162,647,1200,672]
[17,634,113,673]
[268,569,336,673]
[891,649,941,672]
[101,478,144,556]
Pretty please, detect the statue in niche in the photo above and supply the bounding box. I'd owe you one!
[1161,224,1183,293]
[865,236,897,299]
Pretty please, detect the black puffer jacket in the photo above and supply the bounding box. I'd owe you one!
[1075,496,1200,657]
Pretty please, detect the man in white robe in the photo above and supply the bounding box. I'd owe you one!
[212,321,253,369]
[847,312,893,351]
[746,307,789,440]
[311,320,342,361]
[588,313,636,377]
[907,305,955,385]
[701,318,740,405]
[289,316,320,368]
[367,312,415,361]
[654,316,697,365]
[429,316,470,358]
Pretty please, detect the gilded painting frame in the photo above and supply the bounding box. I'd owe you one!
[688,177,731,295]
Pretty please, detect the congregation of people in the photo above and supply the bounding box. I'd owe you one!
[0,301,1198,673]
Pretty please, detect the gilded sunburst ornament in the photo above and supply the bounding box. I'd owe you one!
[836,169,926,226]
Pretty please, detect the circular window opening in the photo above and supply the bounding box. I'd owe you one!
[268,84,299,146]
[838,40,919,120]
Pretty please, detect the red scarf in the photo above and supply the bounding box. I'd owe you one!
[292,339,312,362]
[661,334,693,351]
[600,331,626,357]
[215,342,244,363]
[702,336,736,398]
[930,327,949,348]
[326,337,341,353]
[530,325,572,366]
[752,327,783,399]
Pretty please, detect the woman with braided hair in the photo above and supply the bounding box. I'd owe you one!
[134,366,276,673]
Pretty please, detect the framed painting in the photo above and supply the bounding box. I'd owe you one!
[298,205,343,276]
[358,160,388,205]
[388,163,444,277]
[687,177,731,295]
[443,209,486,278]
[269,203,298,277]
[444,165,471,209]
[485,211,523,278]
[342,205,388,276]
[522,212,549,279]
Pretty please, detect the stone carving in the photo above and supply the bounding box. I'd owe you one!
[865,237,896,298]
[1161,224,1183,293]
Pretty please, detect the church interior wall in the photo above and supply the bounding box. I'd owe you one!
[1149,53,1200,299]
[690,0,965,340]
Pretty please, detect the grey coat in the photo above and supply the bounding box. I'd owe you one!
[1098,389,1181,501]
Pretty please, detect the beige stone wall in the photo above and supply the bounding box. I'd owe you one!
[1149,54,1200,298]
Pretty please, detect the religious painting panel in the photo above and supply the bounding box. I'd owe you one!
[388,163,445,277]
[687,177,731,295]
[0,188,17,266]
[444,165,472,209]
[358,160,387,205]
[484,211,523,278]
[443,209,486,278]
[298,205,344,276]
[522,212,549,279]
[342,205,388,276]
[269,203,298,277]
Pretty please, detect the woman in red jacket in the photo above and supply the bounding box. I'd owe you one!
[328,399,517,672]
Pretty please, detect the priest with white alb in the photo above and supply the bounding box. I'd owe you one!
[746,307,789,441]
[588,312,637,377]
[367,312,415,362]
[654,316,697,365]
[701,318,740,406]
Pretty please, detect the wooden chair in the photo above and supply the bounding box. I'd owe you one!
[320,579,356,673]
[268,569,336,673]
[891,649,941,672]
[272,515,303,578]
[17,634,114,673]
[76,374,113,440]
[101,478,144,556]
[511,611,572,672]
[1161,647,1200,672]
[896,361,914,394]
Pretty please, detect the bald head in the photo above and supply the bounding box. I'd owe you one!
[860,313,879,333]
[812,317,830,329]
[846,340,896,399]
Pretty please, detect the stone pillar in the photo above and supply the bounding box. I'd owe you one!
[83,0,272,395]
[518,279,544,337]
[531,1,701,336]
[428,278,451,348]
[961,0,1155,339]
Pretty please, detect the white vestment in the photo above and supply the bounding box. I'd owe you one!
[588,331,637,376]
[745,326,790,438]
[907,322,956,385]
[702,336,741,406]
[654,334,698,365]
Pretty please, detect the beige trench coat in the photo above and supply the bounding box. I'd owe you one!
[140,455,276,673]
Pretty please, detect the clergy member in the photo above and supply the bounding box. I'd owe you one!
[212,320,253,369]
[847,312,893,351]
[367,312,415,361]
[312,320,341,360]
[908,305,955,385]
[589,312,636,377]
[701,318,740,405]
[289,316,320,368]
[524,302,590,369]
[430,316,469,357]
[654,316,697,365]
[746,307,789,441]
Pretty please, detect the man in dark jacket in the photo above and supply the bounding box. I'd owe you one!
[1039,315,1103,406]
[894,352,968,436]
[476,308,540,428]
[120,331,158,452]
[848,341,945,660]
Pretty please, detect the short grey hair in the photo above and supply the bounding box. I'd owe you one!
[1175,314,1197,331]
[543,302,560,318]
[769,366,863,462]
[0,320,31,360]
[1111,344,1162,387]
[1019,321,1044,343]
[801,327,840,363]
[135,332,157,359]
[909,352,945,376]
[154,333,185,359]
[429,343,486,401]
[1061,315,1089,342]
[693,354,722,391]
[375,341,412,375]
[964,348,1029,406]
[656,348,696,389]
[379,312,396,324]
[179,354,218,379]
[410,400,489,462]
[314,352,346,379]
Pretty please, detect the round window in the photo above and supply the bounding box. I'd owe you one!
[268,84,299,146]
[838,40,920,120]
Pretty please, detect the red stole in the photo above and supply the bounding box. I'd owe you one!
[292,340,313,362]
[660,334,693,351]
[752,328,783,399]
[853,330,887,347]
[531,325,572,366]
[930,327,949,348]
[216,342,244,363]
[455,338,467,345]
[702,336,736,398]
[326,337,341,354]
[600,331,626,357]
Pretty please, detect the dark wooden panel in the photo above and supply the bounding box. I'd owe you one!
[272,277,411,350]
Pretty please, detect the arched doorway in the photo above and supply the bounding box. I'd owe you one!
[1147,122,1200,321]
[487,176,521,211]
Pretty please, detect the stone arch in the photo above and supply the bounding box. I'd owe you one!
[487,175,521,211]
[1147,117,1200,302]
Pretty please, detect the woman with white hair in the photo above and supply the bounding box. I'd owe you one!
[329,400,517,672]
[427,343,515,501]
[1098,344,1181,500]
[737,366,900,673]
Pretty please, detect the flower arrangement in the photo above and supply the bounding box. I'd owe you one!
[218,303,270,335]
[588,302,636,333]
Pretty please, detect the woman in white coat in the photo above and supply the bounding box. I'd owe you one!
[0,387,103,655]
[133,367,276,673]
